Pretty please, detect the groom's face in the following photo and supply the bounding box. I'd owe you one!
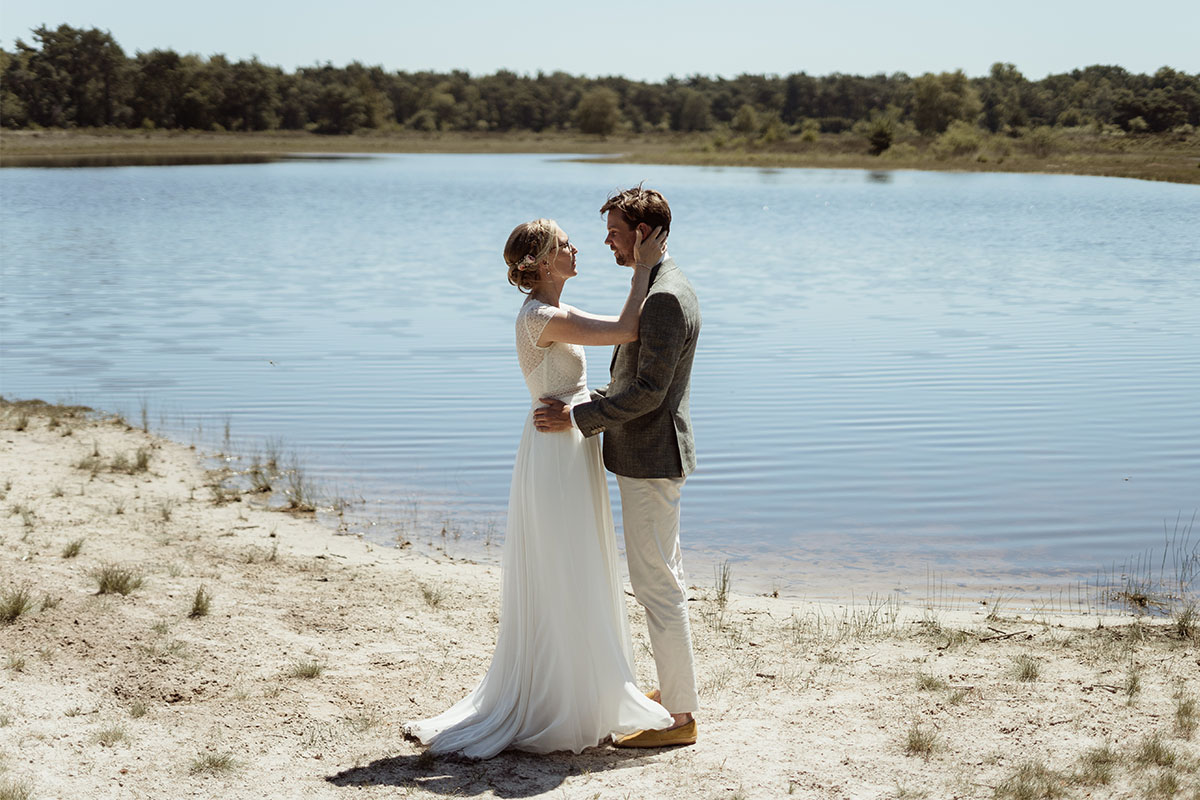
[604,210,648,268]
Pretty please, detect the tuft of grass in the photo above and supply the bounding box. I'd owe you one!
[995,761,1067,799]
[189,751,237,774]
[1173,601,1197,640]
[110,452,130,472]
[903,721,937,759]
[1175,694,1197,739]
[90,564,145,596]
[0,585,35,624]
[0,777,35,800]
[1010,654,1040,682]
[1123,661,1142,704]
[248,455,272,493]
[287,659,325,679]
[6,653,26,672]
[1133,733,1177,768]
[714,559,732,610]
[1146,771,1180,799]
[1076,743,1121,785]
[94,725,127,747]
[129,700,148,719]
[420,583,445,609]
[50,484,64,498]
[9,503,35,530]
[188,585,212,618]
[284,456,317,512]
[263,437,283,472]
[74,453,102,477]
[134,447,150,472]
[61,538,84,558]
[39,594,59,611]
[916,672,947,691]
[157,499,176,522]
[13,413,29,431]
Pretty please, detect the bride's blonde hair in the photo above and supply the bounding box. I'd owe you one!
[504,219,561,294]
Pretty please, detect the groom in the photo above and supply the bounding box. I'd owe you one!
[534,185,701,747]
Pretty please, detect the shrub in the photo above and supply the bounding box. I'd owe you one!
[931,120,984,159]
[91,564,145,595]
[1023,126,1057,157]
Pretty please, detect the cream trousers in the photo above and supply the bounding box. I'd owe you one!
[616,474,700,715]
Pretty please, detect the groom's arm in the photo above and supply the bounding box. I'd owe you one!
[570,292,687,437]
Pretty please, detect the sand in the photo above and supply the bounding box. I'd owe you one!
[1,398,1197,799]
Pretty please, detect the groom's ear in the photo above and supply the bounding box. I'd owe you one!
[635,222,652,239]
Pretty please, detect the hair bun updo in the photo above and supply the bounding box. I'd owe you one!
[504,218,559,294]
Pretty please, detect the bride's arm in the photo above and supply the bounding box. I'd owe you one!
[536,227,666,347]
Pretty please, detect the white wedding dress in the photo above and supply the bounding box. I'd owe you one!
[405,298,672,759]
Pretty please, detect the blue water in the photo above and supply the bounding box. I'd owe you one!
[2,154,1197,598]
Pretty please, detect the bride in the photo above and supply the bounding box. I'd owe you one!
[405,218,671,758]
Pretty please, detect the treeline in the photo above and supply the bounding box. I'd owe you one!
[2,24,1198,140]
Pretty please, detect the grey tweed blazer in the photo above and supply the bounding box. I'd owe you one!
[572,257,700,479]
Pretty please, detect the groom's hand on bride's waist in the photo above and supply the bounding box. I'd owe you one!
[534,398,573,433]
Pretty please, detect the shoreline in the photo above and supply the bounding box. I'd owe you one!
[2,399,1197,798]
[2,128,1198,185]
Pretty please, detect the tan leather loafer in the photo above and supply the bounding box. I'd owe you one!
[614,719,697,748]
[645,689,661,703]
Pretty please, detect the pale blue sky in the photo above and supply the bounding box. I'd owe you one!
[2,0,1197,80]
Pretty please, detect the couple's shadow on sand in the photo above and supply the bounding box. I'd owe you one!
[326,742,657,797]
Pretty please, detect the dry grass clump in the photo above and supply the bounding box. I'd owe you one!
[188,585,212,618]
[994,761,1067,799]
[129,700,149,719]
[1010,654,1040,682]
[285,460,318,512]
[915,672,947,691]
[903,721,937,759]
[1076,743,1121,785]
[1173,601,1197,639]
[90,564,145,595]
[1133,733,1177,768]
[1175,694,1198,738]
[60,537,85,558]
[714,559,732,610]
[0,584,35,624]
[189,751,237,774]
[287,659,325,679]
[94,725,128,747]
[420,583,445,609]
[0,777,35,800]
[8,503,35,530]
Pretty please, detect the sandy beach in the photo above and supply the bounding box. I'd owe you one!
[1,398,1197,799]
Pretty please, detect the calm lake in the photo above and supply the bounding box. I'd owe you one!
[1,154,1197,601]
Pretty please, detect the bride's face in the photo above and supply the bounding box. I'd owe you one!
[546,229,578,282]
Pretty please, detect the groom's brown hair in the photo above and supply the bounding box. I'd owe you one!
[600,184,671,235]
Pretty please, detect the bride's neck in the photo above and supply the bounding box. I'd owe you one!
[530,281,562,306]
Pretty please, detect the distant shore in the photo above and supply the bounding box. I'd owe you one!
[3,128,1198,184]
[2,397,1198,798]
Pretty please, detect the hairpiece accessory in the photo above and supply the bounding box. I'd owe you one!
[516,253,538,271]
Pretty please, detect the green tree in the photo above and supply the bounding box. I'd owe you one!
[574,87,621,135]
[730,103,759,135]
[675,88,710,131]
[912,70,981,135]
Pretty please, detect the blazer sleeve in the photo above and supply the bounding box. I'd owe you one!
[573,291,687,436]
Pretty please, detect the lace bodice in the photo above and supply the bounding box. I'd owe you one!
[516,299,587,403]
